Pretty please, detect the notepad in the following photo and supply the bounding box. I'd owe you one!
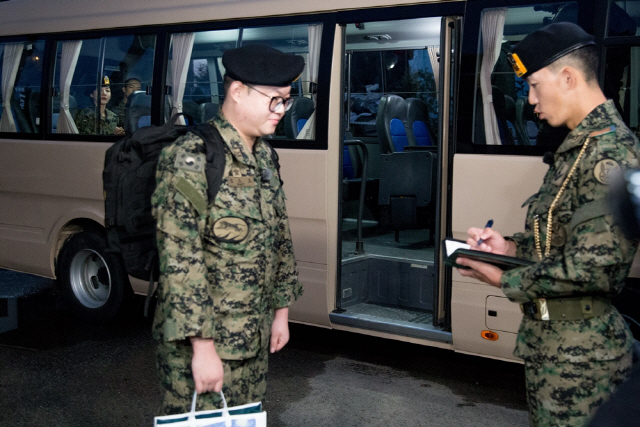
[442,238,535,270]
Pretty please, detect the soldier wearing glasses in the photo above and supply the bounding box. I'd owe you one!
[151,44,304,414]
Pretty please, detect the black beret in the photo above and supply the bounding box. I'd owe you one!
[508,22,595,79]
[222,44,305,87]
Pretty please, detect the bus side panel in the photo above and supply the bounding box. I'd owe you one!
[0,139,107,277]
[278,150,334,327]
[450,154,546,360]
[452,279,519,361]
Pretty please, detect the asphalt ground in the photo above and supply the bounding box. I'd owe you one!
[0,294,528,426]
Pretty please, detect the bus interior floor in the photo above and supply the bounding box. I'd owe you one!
[341,220,435,262]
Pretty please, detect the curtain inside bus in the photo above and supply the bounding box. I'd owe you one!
[0,41,44,134]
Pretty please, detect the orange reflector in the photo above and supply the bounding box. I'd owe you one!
[481,330,499,341]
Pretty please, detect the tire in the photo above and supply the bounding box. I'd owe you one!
[57,230,132,321]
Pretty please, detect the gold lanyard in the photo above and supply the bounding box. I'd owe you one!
[534,138,591,260]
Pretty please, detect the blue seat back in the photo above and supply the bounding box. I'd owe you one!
[284,97,314,139]
[406,98,433,146]
[126,91,151,133]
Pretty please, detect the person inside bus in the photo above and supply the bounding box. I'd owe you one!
[151,44,304,415]
[113,77,141,128]
[74,75,125,136]
[455,23,640,427]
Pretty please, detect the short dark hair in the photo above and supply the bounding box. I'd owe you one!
[223,74,235,96]
[549,45,599,82]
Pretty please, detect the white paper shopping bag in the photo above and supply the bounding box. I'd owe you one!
[154,391,266,427]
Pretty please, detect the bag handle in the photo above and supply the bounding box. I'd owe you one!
[189,391,232,426]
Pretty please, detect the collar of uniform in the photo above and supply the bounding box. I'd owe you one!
[212,112,257,168]
[556,100,616,154]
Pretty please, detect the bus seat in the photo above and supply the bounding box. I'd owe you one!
[492,85,514,145]
[515,97,537,146]
[378,150,436,241]
[28,91,41,133]
[52,113,59,132]
[376,95,408,153]
[182,100,199,125]
[284,97,314,139]
[126,92,151,133]
[406,98,433,146]
[199,102,219,123]
[11,95,32,133]
[504,94,517,144]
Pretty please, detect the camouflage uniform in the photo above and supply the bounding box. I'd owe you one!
[113,99,126,129]
[73,106,118,135]
[151,112,303,415]
[501,100,640,426]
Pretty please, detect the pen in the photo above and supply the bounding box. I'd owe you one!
[477,219,494,246]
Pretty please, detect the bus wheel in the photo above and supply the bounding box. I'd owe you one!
[57,231,131,321]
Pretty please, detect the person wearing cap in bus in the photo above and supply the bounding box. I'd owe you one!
[74,76,125,136]
[113,77,142,128]
[456,22,640,426]
[151,44,305,415]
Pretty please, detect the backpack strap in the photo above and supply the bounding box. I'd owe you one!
[262,139,283,186]
[189,124,226,203]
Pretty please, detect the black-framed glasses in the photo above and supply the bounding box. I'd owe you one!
[246,84,294,112]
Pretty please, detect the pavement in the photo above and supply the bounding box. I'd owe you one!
[0,294,528,426]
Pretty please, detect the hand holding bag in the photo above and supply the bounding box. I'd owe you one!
[154,391,266,427]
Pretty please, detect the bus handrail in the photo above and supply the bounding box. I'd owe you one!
[344,139,368,255]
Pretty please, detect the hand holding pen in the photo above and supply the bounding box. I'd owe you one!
[477,219,493,246]
[466,221,516,257]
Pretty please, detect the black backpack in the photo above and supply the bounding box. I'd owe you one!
[103,114,280,314]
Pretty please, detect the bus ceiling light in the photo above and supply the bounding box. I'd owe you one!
[481,330,499,341]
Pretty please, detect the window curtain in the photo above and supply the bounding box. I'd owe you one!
[0,43,23,132]
[297,24,322,140]
[169,33,195,126]
[479,8,507,145]
[57,40,82,134]
[427,46,440,91]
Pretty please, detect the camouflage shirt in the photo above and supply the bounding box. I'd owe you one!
[113,99,126,129]
[74,106,118,135]
[501,100,640,363]
[151,112,303,360]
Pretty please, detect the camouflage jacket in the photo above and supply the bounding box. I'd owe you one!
[151,112,303,360]
[113,99,126,128]
[73,106,118,135]
[501,100,640,363]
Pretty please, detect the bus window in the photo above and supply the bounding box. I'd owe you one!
[604,0,640,133]
[0,40,44,133]
[52,34,156,135]
[346,28,439,140]
[473,3,577,146]
[166,23,322,139]
[608,1,640,36]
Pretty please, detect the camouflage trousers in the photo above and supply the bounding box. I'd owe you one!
[524,353,632,427]
[156,339,268,415]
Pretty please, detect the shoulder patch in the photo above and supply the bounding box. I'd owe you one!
[174,150,206,172]
[593,158,620,185]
